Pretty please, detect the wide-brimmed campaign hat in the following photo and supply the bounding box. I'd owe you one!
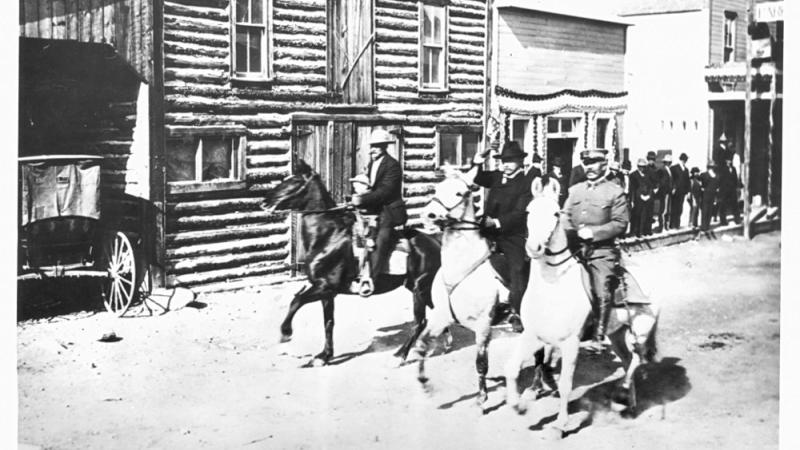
[636,158,648,167]
[369,129,394,146]
[493,141,528,160]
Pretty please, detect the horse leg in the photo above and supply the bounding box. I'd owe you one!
[608,328,635,410]
[415,311,451,389]
[474,314,493,410]
[311,295,335,367]
[394,286,429,360]
[549,337,579,439]
[504,332,543,415]
[279,284,318,342]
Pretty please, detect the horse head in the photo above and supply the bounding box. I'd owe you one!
[526,177,563,258]
[261,159,318,213]
[422,168,478,228]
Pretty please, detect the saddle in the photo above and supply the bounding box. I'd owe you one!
[579,265,651,306]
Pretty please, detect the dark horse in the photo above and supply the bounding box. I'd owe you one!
[261,159,441,366]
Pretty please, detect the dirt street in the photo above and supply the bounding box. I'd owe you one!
[17,231,780,449]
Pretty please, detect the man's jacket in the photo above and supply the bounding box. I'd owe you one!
[358,154,407,227]
[474,167,532,239]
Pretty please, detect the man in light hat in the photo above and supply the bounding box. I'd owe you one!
[472,140,533,332]
[562,148,629,351]
[351,129,407,291]
[628,158,653,237]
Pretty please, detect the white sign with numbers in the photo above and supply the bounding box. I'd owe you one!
[755,2,783,22]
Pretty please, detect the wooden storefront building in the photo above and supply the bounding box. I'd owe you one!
[20,0,490,292]
[488,1,630,176]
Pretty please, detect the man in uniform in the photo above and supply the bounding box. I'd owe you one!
[561,149,629,351]
[352,130,408,290]
[472,141,532,332]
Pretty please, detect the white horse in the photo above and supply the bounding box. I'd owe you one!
[504,177,659,438]
[414,168,507,411]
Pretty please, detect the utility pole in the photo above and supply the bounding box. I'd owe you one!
[743,0,755,239]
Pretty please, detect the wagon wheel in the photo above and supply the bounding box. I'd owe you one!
[101,232,136,317]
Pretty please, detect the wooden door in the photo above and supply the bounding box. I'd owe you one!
[331,0,374,104]
[290,121,355,271]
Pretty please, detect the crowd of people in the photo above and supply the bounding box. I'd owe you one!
[565,146,743,237]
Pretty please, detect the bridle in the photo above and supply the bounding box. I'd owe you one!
[429,177,482,230]
[529,205,579,267]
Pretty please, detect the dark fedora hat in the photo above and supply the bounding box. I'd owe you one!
[494,141,527,160]
[646,151,657,160]
[531,153,543,163]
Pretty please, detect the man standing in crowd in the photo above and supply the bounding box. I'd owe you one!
[669,153,691,229]
[472,141,532,333]
[699,161,720,231]
[352,130,407,291]
[561,148,629,351]
[528,153,544,180]
[654,153,673,232]
[717,153,742,225]
[606,161,625,189]
[688,167,703,229]
[548,156,569,207]
[628,158,653,237]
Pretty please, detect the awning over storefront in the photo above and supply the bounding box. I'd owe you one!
[494,85,628,115]
[704,61,782,101]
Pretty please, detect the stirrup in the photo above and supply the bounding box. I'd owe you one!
[358,278,374,297]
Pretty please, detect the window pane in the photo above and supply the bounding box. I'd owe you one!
[423,7,433,41]
[167,137,198,182]
[249,29,262,73]
[433,10,442,44]
[439,133,459,166]
[423,47,441,85]
[236,28,248,72]
[462,133,480,166]
[236,0,249,23]
[561,119,573,133]
[252,0,263,24]
[547,118,559,133]
[512,119,528,150]
[202,137,233,181]
[596,118,609,149]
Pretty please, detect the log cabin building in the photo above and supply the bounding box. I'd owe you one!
[487,1,630,177]
[20,0,490,292]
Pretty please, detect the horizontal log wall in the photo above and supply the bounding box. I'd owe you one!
[375,0,487,225]
[163,0,329,288]
[163,0,487,289]
[20,0,153,82]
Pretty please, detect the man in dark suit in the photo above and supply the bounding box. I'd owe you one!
[527,153,543,180]
[628,158,654,237]
[669,153,691,229]
[717,153,742,225]
[473,141,532,332]
[352,130,407,288]
[700,161,720,231]
[653,153,673,232]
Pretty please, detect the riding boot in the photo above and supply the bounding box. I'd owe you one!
[588,294,612,352]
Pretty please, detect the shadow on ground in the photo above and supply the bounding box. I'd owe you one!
[18,278,107,321]
[525,356,691,436]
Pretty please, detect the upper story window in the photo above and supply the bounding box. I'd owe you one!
[420,3,448,91]
[596,118,610,149]
[723,11,737,63]
[234,0,271,80]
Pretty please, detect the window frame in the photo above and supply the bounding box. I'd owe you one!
[419,2,449,93]
[723,10,737,63]
[435,125,482,169]
[165,125,248,195]
[231,0,273,83]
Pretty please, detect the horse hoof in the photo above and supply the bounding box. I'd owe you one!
[279,334,292,344]
[476,393,488,409]
[512,403,527,416]
[542,426,564,441]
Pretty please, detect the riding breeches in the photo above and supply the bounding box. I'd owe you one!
[584,246,620,308]
[495,235,529,314]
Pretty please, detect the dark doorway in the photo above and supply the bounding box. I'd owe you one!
[547,138,576,175]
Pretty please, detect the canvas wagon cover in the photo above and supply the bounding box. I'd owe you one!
[20,160,101,226]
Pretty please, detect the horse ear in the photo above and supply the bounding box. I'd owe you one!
[549,177,561,199]
[530,177,544,198]
[296,159,312,177]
